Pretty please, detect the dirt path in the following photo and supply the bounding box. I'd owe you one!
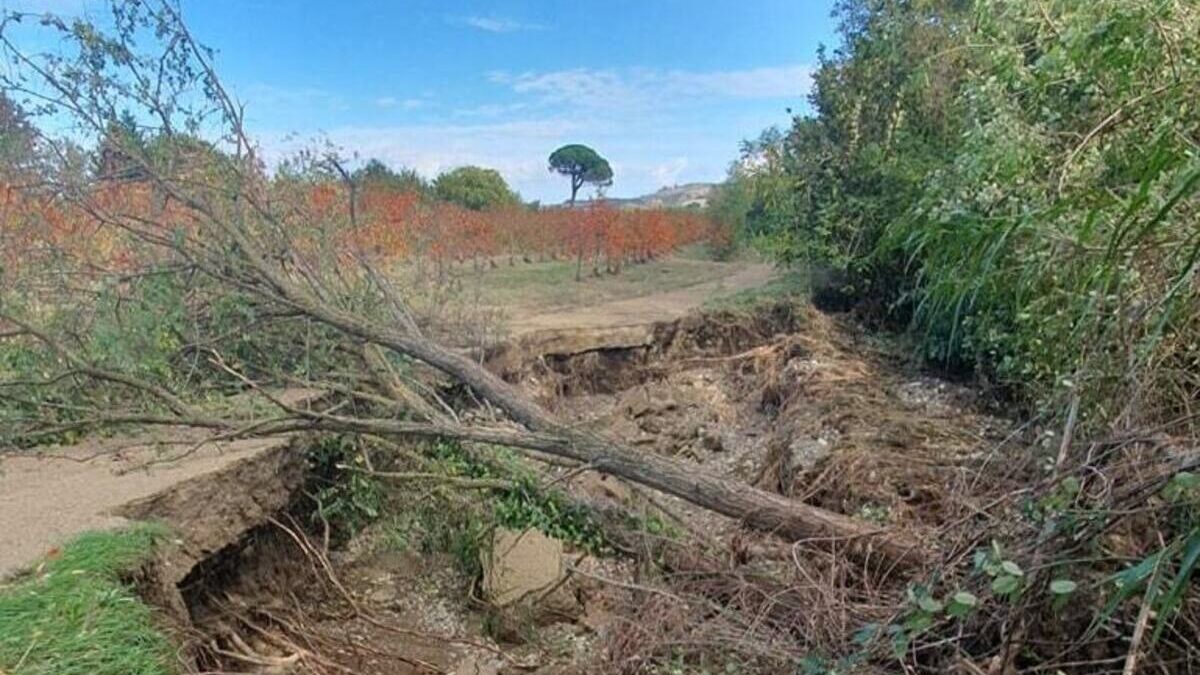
[1,264,781,579]
[0,437,286,578]
[507,262,777,335]
[489,262,779,364]
[0,390,320,579]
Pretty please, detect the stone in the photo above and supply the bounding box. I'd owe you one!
[788,437,832,473]
[627,399,654,418]
[454,654,502,675]
[638,417,663,434]
[481,528,581,629]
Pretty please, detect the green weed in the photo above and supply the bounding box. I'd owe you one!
[429,440,613,555]
[0,523,175,675]
[307,435,385,539]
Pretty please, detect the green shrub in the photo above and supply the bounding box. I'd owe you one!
[0,266,390,446]
[429,440,612,555]
[731,0,1200,429]
[307,435,385,539]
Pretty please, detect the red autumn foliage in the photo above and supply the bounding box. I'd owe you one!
[1,179,717,282]
[333,183,714,277]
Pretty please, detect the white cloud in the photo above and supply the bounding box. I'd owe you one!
[650,157,690,186]
[259,118,582,189]
[490,64,811,110]
[376,96,428,111]
[458,15,547,33]
[246,64,810,202]
[453,102,530,118]
[239,83,348,112]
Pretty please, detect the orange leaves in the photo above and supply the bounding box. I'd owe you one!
[0,178,716,282]
[343,187,713,270]
[307,183,341,220]
[345,187,421,258]
[1,183,120,279]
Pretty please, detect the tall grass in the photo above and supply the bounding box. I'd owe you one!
[879,0,1200,431]
[729,0,1200,432]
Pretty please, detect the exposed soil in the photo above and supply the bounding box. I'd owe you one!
[532,304,1014,544]
[0,389,322,579]
[4,278,1027,674]
[179,523,504,675]
[0,434,298,580]
[145,301,1019,674]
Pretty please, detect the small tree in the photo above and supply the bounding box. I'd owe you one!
[548,144,612,204]
[354,158,429,195]
[432,166,519,211]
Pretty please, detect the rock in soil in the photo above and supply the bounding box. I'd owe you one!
[482,528,581,638]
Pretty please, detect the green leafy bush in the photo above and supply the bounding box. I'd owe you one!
[0,266,385,446]
[428,440,612,555]
[729,0,1200,430]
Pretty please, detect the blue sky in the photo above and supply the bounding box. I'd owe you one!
[9,0,837,202]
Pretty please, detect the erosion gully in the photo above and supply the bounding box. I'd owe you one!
[119,301,1012,674]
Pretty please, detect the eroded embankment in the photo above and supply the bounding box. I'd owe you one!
[479,301,1023,669]
[114,300,1018,674]
[510,301,1012,532]
[114,305,818,673]
[489,301,806,393]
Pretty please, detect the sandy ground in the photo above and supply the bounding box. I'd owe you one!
[0,435,289,578]
[0,389,322,579]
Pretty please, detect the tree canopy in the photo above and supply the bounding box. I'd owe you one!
[548,144,612,204]
[354,158,429,195]
[0,93,36,175]
[432,165,520,211]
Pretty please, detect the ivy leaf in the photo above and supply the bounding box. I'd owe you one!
[851,622,881,646]
[1049,579,1077,595]
[992,575,1020,595]
[904,611,933,634]
[1000,560,1024,577]
[917,595,944,613]
[946,591,977,618]
[891,629,911,659]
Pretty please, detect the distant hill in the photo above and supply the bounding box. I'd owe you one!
[561,182,718,210]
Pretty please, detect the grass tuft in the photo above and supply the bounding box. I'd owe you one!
[0,523,175,675]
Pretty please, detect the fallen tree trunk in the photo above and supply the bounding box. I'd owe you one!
[0,7,925,571]
[522,427,926,568]
[229,240,926,569]
[283,407,926,568]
